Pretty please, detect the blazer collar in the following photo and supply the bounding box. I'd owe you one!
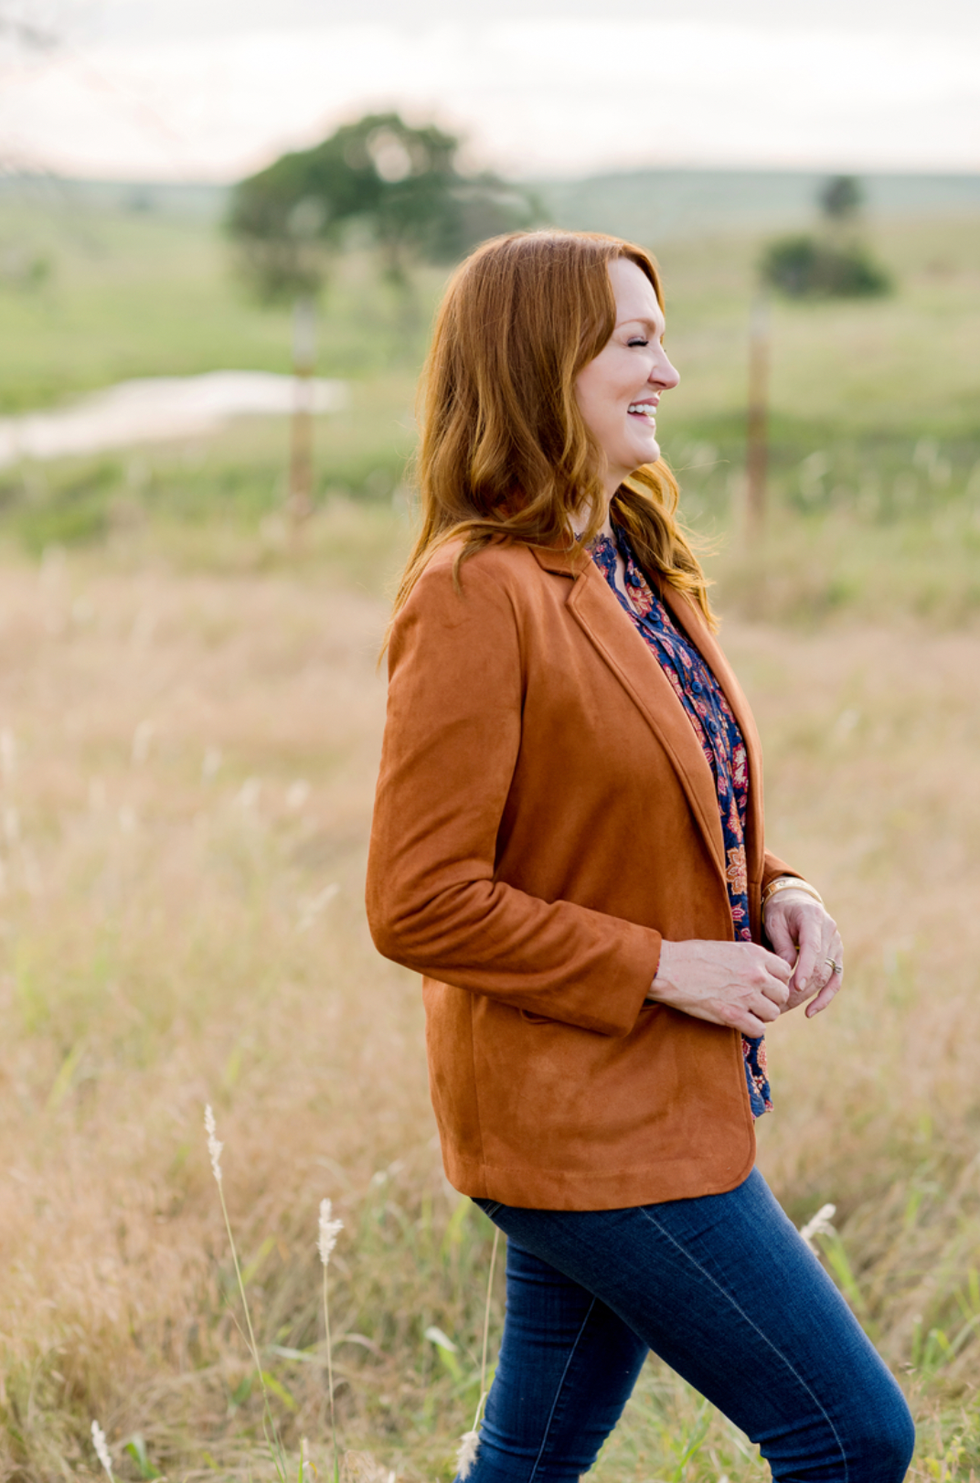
[529,543,589,579]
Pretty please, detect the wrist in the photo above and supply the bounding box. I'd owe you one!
[647,940,672,1002]
[762,876,823,913]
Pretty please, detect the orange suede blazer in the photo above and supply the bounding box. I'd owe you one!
[366,539,796,1210]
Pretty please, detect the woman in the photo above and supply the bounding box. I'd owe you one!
[366,232,913,1482]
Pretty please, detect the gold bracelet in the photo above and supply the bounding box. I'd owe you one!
[761,876,824,911]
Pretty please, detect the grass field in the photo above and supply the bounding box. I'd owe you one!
[2,199,980,618]
[2,519,980,1481]
[2,195,980,1480]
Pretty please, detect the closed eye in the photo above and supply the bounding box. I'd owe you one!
[627,337,649,348]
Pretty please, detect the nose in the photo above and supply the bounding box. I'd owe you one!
[651,349,680,392]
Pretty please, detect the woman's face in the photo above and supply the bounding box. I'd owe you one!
[574,257,680,495]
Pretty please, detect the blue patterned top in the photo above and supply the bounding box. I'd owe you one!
[588,524,772,1117]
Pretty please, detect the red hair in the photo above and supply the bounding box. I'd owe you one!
[390,229,715,629]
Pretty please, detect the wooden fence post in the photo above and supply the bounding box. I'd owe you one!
[287,295,317,531]
[746,290,770,538]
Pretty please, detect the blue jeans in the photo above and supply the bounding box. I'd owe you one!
[468,1170,913,1482]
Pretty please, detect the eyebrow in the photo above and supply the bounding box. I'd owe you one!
[615,316,665,333]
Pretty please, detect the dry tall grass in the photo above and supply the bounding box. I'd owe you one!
[1,517,979,1481]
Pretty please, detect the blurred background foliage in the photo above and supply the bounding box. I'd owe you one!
[225,112,537,299]
[760,174,893,299]
[0,151,978,626]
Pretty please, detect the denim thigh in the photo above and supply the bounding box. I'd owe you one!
[471,1234,648,1483]
[467,1170,914,1483]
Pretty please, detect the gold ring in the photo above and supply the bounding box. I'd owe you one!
[824,957,843,975]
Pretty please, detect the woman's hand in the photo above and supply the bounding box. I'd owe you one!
[649,940,792,1036]
[763,891,843,1018]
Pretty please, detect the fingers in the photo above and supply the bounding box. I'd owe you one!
[734,1010,776,1037]
[806,981,839,1017]
[760,972,790,1008]
[790,913,839,995]
[806,941,844,1016]
[763,949,793,982]
[805,963,843,1015]
[763,897,845,1019]
[738,948,792,1030]
[790,924,821,996]
[763,908,798,969]
[751,945,791,1003]
[651,937,824,1035]
[725,988,781,1036]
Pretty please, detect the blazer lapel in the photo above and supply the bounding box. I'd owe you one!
[532,547,728,878]
[659,584,766,891]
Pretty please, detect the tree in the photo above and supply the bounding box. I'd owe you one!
[759,175,891,301]
[819,174,863,222]
[227,112,536,302]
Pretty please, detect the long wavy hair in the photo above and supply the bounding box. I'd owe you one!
[389,229,716,631]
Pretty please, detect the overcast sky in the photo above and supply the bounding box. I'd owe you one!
[1,0,978,180]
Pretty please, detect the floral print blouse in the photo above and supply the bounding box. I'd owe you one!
[588,524,772,1117]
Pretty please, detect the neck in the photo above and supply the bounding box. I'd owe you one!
[572,493,615,544]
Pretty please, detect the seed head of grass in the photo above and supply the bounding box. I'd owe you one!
[204,1103,223,1186]
[799,1202,837,1254]
[456,1427,480,1480]
[318,1197,343,1267]
[91,1420,114,1480]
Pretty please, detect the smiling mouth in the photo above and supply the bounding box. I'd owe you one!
[627,402,656,419]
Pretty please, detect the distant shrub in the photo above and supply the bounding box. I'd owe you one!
[760,235,891,299]
[819,175,863,221]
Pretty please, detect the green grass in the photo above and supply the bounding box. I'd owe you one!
[2,200,979,559]
[3,414,979,630]
[0,199,439,412]
[2,201,980,630]
[2,197,980,435]
[653,214,980,439]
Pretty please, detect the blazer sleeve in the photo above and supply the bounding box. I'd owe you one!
[762,853,803,892]
[366,555,660,1038]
